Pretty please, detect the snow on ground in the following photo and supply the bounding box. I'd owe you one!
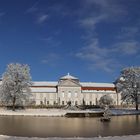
[0,134,140,140]
[0,108,140,116]
[0,109,67,117]
[0,108,104,117]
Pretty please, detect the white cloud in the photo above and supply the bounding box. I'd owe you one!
[76,38,115,72]
[113,41,139,55]
[25,1,49,24]
[75,1,139,72]
[25,1,39,14]
[76,38,140,73]
[118,26,139,40]
[78,0,127,30]
[26,6,38,14]
[37,14,48,24]
[77,38,109,60]
[79,14,107,29]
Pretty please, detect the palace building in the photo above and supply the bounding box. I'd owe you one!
[30,73,121,106]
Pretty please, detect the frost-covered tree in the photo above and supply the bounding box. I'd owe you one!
[115,67,140,110]
[99,95,113,106]
[0,63,32,111]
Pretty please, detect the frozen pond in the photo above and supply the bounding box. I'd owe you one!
[0,115,139,137]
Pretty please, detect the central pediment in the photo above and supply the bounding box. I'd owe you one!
[58,79,81,87]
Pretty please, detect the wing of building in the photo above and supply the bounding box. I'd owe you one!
[30,73,121,106]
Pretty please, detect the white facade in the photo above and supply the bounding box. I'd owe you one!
[30,74,121,106]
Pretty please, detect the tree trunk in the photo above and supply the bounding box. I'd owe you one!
[136,103,138,111]
[12,97,16,111]
[135,92,139,111]
[135,96,138,111]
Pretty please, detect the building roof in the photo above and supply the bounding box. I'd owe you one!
[80,82,115,88]
[60,73,79,80]
[31,81,114,88]
[32,81,57,87]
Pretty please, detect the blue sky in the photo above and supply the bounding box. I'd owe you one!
[0,0,140,82]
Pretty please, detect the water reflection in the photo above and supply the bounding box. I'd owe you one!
[0,115,139,137]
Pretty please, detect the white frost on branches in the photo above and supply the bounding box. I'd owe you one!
[99,95,113,105]
[0,63,32,107]
[115,67,140,110]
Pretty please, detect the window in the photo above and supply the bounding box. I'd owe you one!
[75,101,78,105]
[75,92,78,97]
[40,101,43,105]
[54,101,56,105]
[33,101,36,105]
[96,98,98,105]
[44,98,46,105]
[68,91,71,98]
[47,101,49,105]
[90,101,92,105]
[62,101,64,105]
[62,91,65,98]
